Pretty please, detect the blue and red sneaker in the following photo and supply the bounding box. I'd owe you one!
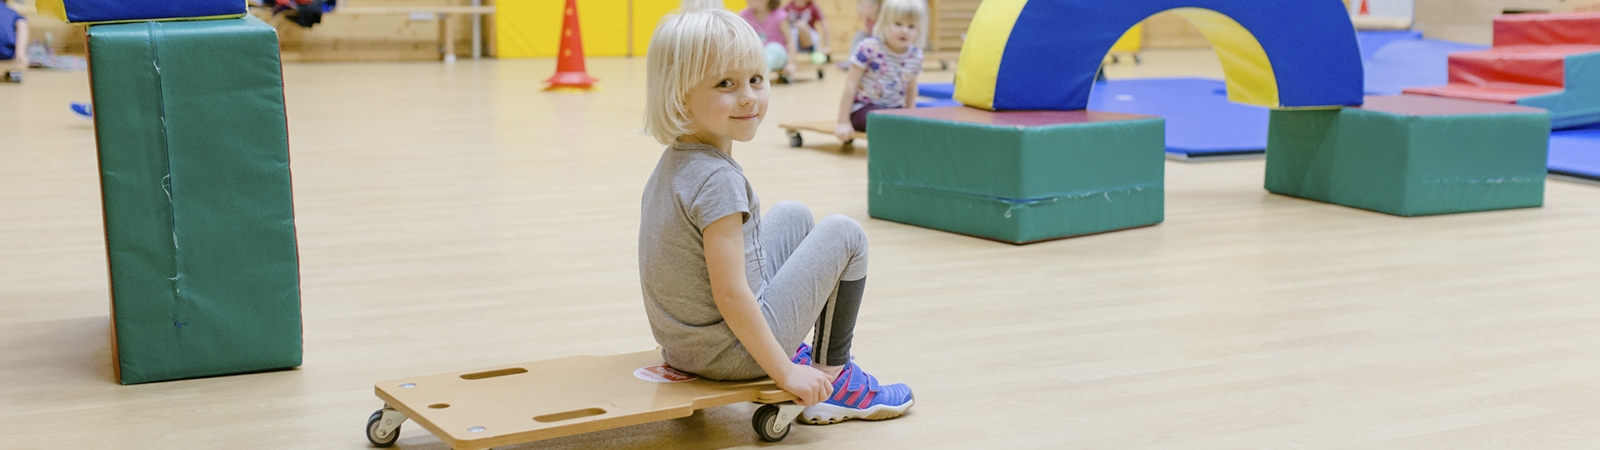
[799,361,914,424]
[792,343,812,365]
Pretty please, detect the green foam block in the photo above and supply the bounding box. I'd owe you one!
[868,107,1166,244]
[1265,95,1550,217]
[89,16,302,384]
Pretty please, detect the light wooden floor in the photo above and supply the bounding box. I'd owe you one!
[4,50,1600,449]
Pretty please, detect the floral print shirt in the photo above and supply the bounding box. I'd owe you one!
[850,37,923,111]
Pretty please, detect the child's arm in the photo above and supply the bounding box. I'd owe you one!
[835,64,867,141]
[703,214,834,406]
[778,20,798,74]
[903,76,918,109]
[13,18,26,69]
[816,16,831,55]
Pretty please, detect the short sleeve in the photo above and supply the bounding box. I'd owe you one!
[689,169,751,231]
[909,47,925,76]
[852,39,874,68]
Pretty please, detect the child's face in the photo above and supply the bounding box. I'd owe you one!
[684,68,770,146]
[858,1,880,18]
[883,17,918,51]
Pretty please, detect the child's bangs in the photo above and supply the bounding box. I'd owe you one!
[694,18,766,82]
[715,30,767,77]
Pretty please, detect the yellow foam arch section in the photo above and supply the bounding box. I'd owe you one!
[1171,8,1279,107]
[36,0,68,21]
[952,0,1029,111]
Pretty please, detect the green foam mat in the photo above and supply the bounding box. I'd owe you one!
[868,107,1166,244]
[89,15,302,384]
[1265,95,1550,217]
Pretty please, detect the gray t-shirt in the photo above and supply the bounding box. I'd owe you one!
[639,141,766,375]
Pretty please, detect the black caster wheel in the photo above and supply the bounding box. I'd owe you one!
[817,69,825,80]
[788,131,803,148]
[1111,54,1121,64]
[367,409,401,448]
[939,60,950,71]
[752,404,793,442]
[1134,54,1143,64]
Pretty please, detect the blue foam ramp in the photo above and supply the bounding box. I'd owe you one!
[1086,77,1269,158]
[918,82,955,100]
[916,98,962,108]
[1548,123,1600,182]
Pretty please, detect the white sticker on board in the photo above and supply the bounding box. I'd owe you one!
[634,365,698,383]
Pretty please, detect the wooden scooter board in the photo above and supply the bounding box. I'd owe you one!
[779,121,866,148]
[374,350,796,450]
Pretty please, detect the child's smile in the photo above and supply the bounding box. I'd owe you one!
[684,68,770,151]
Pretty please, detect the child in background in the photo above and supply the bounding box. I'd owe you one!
[850,0,880,51]
[834,0,926,141]
[1,0,28,83]
[640,5,915,423]
[740,0,798,83]
[783,0,829,58]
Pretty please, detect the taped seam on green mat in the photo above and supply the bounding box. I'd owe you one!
[1417,177,1542,185]
[148,21,189,333]
[874,181,1161,216]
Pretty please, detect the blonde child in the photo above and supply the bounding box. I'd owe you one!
[835,0,926,141]
[640,5,914,423]
[739,0,798,82]
[782,0,829,57]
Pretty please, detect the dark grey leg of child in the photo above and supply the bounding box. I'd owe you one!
[811,277,865,366]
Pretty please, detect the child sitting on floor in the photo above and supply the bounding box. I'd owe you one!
[782,0,829,58]
[639,4,914,423]
[740,0,798,83]
[834,0,926,141]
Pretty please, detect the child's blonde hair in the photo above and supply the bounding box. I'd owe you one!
[643,5,767,145]
[871,0,928,49]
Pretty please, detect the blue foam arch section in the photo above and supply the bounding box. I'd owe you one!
[55,0,246,24]
[994,0,1363,111]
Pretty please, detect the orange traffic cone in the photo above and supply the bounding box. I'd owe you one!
[545,0,598,91]
[1358,0,1370,15]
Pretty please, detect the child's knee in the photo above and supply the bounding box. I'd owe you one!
[819,214,865,238]
[770,201,814,226]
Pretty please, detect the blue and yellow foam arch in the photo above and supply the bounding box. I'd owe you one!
[955,0,1364,111]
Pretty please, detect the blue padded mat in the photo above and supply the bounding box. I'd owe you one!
[1549,123,1600,181]
[1086,77,1269,158]
[1362,35,1486,96]
[919,82,955,100]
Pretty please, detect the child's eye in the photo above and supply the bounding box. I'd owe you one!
[750,75,765,85]
[715,79,733,88]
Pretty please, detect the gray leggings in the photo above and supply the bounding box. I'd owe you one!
[710,201,869,379]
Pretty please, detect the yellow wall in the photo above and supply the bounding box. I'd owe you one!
[498,0,629,58]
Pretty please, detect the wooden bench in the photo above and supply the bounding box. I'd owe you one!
[332,5,496,62]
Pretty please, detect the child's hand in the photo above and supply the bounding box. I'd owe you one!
[776,364,835,406]
[834,123,855,142]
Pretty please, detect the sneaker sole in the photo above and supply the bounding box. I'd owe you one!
[798,399,913,425]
